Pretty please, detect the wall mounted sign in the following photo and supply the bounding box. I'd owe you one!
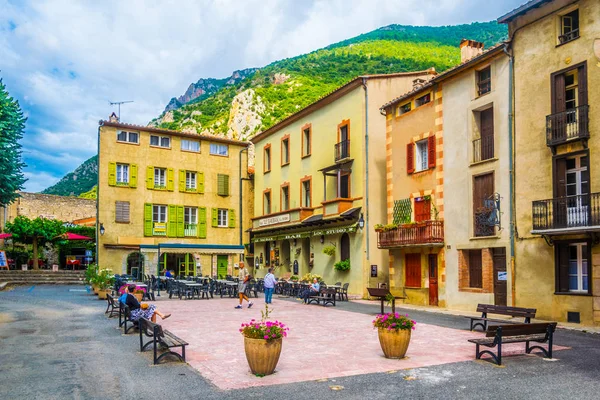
[497,271,507,281]
[259,214,290,227]
[312,224,358,237]
[371,264,377,278]
[293,260,299,275]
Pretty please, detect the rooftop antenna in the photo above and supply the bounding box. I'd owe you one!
[109,100,133,120]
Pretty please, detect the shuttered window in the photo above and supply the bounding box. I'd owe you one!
[415,140,428,172]
[428,135,436,168]
[217,209,228,227]
[556,241,590,294]
[108,163,137,188]
[406,142,415,174]
[468,249,483,288]
[217,174,229,196]
[115,201,130,223]
[473,173,495,237]
[405,253,421,287]
[414,198,431,222]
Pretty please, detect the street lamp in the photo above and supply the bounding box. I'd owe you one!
[99,223,105,236]
[358,213,365,230]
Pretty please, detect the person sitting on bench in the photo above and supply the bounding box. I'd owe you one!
[125,284,171,322]
[301,278,320,304]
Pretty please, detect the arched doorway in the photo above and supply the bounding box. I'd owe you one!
[281,240,291,273]
[340,233,350,262]
[126,252,144,279]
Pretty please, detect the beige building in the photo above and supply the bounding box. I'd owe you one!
[97,116,252,277]
[250,70,436,296]
[500,0,600,325]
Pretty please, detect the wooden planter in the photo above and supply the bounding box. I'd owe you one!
[97,289,110,300]
[243,337,282,375]
[92,285,99,295]
[377,328,411,359]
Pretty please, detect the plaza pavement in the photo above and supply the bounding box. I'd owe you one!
[0,285,599,399]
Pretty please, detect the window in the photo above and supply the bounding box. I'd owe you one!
[117,130,139,144]
[210,143,229,156]
[564,69,578,111]
[336,123,350,161]
[414,197,431,222]
[184,207,198,236]
[116,163,129,184]
[468,249,483,288]
[556,241,590,293]
[559,9,579,44]
[264,190,271,215]
[398,102,411,115]
[115,201,130,223]
[473,173,495,237]
[154,168,166,188]
[181,139,200,152]
[301,178,311,207]
[340,233,350,261]
[186,171,197,190]
[153,205,167,223]
[150,135,170,148]
[340,172,350,199]
[415,93,431,107]
[474,108,494,162]
[217,174,229,196]
[264,145,271,173]
[477,66,491,96]
[415,140,428,172]
[281,185,290,211]
[405,253,421,287]
[281,137,290,165]
[302,125,311,157]
[217,209,229,227]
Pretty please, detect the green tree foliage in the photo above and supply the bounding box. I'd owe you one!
[0,78,27,207]
[5,216,66,269]
[78,185,97,199]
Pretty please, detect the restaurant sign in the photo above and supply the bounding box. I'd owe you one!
[253,236,277,243]
[259,214,290,227]
[312,224,358,237]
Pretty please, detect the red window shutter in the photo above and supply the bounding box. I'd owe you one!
[428,135,436,168]
[407,142,415,174]
[405,253,422,287]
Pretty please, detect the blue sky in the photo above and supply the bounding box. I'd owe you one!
[0,0,523,192]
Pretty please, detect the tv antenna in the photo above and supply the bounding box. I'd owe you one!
[109,100,133,120]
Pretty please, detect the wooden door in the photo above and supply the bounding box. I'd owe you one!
[414,198,431,222]
[473,173,494,236]
[480,108,494,160]
[428,253,438,306]
[492,248,507,306]
[405,253,421,288]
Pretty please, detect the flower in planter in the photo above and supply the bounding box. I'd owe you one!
[240,305,289,341]
[373,313,416,331]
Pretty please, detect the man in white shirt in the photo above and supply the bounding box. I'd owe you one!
[263,268,277,304]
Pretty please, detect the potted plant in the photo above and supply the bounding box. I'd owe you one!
[290,275,299,282]
[372,313,416,359]
[333,259,350,271]
[85,264,98,294]
[96,269,114,300]
[374,224,384,233]
[240,305,289,376]
[134,289,145,302]
[322,245,336,257]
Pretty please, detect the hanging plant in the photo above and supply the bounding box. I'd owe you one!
[322,245,336,257]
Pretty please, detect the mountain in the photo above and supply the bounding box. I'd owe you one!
[42,155,97,196]
[150,22,507,141]
[163,68,258,112]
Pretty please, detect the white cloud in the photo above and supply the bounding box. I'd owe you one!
[23,171,61,193]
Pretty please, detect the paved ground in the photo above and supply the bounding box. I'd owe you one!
[1,286,600,399]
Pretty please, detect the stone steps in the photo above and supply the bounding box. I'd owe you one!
[0,271,86,287]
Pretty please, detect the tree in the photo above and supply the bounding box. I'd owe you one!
[5,216,65,269]
[0,78,27,207]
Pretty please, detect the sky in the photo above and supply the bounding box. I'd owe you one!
[0,0,523,192]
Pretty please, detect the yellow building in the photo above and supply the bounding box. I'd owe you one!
[97,115,252,277]
[499,0,600,325]
[250,70,436,296]
[380,41,511,309]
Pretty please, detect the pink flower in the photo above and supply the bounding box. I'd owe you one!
[264,335,269,339]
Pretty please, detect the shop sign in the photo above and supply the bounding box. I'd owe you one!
[259,214,290,227]
[280,232,311,240]
[253,236,277,243]
[312,224,358,237]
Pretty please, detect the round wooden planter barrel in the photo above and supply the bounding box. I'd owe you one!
[378,328,411,359]
[97,289,110,300]
[243,337,282,375]
[92,285,99,295]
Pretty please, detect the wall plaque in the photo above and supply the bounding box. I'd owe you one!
[259,214,290,227]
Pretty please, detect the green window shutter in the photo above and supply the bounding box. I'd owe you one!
[198,172,205,194]
[146,166,154,189]
[108,162,116,186]
[211,208,218,227]
[217,174,230,196]
[167,205,177,237]
[144,203,153,236]
[179,170,185,193]
[167,168,175,191]
[198,207,207,238]
[176,206,184,237]
[229,209,236,228]
[129,164,138,188]
[223,174,230,196]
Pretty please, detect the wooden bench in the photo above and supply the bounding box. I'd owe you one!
[105,294,119,318]
[468,322,557,365]
[139,318,188,364]
[467,304,536,331]
[307,288,336,307]
[118,303,138,334]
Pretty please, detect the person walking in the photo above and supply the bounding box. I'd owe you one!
[235,263,253,309]
[263,268,277,304]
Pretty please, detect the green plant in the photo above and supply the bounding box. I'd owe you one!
[300,273,322,283]
[374,224,384,231]
[382,223,399,232]
[84,263,98,284]
[334,259,351,272]
[322,245,336,257]
[373,312,416,331]
[290,275,299,281]
[95,269,115,290]
[240,304,289,341]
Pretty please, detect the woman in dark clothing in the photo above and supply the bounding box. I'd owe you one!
[125,285,170,322]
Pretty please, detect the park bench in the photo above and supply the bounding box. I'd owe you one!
[139,318,188,365]
[104,294,119,318]
[307,287,337,307]
[468,322,557,365]
[119,303,138,334]
[466,304,536,331]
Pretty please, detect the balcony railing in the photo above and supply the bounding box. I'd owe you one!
[532,193,600,232]
[184,224,197,237]
[334,140,350,162]
[472,135,494,163]
[152,222,167,236]
[546,105,589,147]
[477,79,491,96]
[559,29,579,44]
[377,220,444,249]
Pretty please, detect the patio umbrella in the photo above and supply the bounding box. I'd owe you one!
[62,232,93,240]
[0,233,12,239]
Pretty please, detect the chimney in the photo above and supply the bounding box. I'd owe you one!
[412,78,427,90]
[460,39,484,63]
[109,112,119,123]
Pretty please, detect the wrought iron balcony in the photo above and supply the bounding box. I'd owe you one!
[546,105,589,147]
[472,135,494,163]
[559,29,579,44]
[377,220,444,249]
[334,140,350,162]
[532,193,600,233]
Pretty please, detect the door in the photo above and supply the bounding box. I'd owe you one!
[217,255,228,278]
[493,247,507,306]
[480,108,494,160]
[428,253,438,306]
[565,155,589,227]
[473,173,495,237]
